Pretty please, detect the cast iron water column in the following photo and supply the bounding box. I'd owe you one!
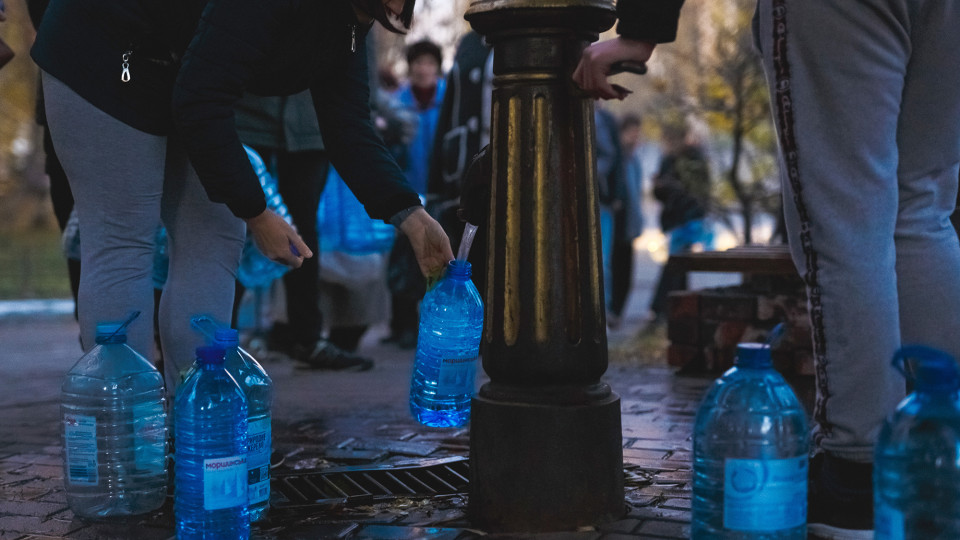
[465,0,624,532]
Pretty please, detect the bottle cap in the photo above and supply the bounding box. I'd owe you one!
[196,345,226,365]
[894,345,959,394]
[735,343,772,369]
[94,322,127,343]
[214,328,240,347]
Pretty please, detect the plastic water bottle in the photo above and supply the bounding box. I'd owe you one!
[692,342,809,538]
[174,345,249,539]
[236,145,292,288]
[409,259,483,427]
[328,167,395,254]
[214,328,273,522]
[61,321,167,519]
[875,345,960,539]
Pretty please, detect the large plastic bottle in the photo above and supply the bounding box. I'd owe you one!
[692,342,809,539]
[61,322,168,519]
[409,259,484,428]
[174,345,249,539]
[236,145,293,289]
[875,345,960,539]
[214,328,273,522]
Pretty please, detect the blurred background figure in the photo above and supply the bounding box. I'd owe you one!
[607,113,645,330]
[385,39,446,350]
[428,30,493,294]
[594,103,625,319]
[646,119,713,328]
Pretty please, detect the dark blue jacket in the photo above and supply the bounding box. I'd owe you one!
[31,0,421,221]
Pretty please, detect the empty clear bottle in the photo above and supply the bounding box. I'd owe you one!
[875,345,960,539]
[61,322,168,519]
[215,328,273,522]
[409,259,483,427]
[175,345,249,539]
[692,343,809,539]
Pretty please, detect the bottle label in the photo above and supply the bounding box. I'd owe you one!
[723,456,807,531]
[875,499,905,540]
[64,414,98,486]
[203,455,248,510]
[132,402,165,474]
[438,356,477,396]
[247,417,271,505]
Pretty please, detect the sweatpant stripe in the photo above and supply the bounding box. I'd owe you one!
[769,0,830,442]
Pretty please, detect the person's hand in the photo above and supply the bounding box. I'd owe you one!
[399,207,454,285]
[245,209,312,268]
[573,37,656,100]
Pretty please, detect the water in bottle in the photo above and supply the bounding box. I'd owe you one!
[875,345,960,539]
[215,328,273,522]
[692,342,809,539]
[409,259,484,427]
[61,321,168,519]
[174,345,249,539]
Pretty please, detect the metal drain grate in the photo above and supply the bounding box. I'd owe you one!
[271,457,469,509]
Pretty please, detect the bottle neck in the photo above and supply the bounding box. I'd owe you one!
[95,334,127,345]
[446,260,471,280]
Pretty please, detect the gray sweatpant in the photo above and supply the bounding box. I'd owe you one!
[755,0,960,461]
[42,72,246,395]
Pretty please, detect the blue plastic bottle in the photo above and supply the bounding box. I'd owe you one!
[875,345,960,539]
[214,328,273,523]
[409,259,484,427]
[328,167,395,254]
[61,322,168,519]
[236,145,292,289]
[692,343,809,539]
[174,345,249,539]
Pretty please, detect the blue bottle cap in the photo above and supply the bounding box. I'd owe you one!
[214,328,240,346]
[735,343,772,369]
[95,322,125,336]
[94,322,128,344]
[894,345,959,394]
[196,345,226,365]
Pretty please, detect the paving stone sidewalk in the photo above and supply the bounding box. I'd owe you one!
[0,312,712,540]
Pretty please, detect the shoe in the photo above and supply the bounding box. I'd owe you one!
[807,452,874,539]
[293,340,374,372]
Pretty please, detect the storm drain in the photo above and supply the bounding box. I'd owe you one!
[271,456,469,509]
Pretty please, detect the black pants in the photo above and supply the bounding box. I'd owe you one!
[609,241,633,318]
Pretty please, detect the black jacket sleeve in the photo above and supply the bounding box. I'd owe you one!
[170,0,276,219]
[310,38,421,223]
[615,0,686,44]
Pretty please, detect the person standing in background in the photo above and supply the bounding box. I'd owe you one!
[607,113,645,329]
[385,39,446,349]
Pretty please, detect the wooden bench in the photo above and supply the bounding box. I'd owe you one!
[668,243,798,279]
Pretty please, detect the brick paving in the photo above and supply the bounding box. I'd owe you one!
[0,294,721,539]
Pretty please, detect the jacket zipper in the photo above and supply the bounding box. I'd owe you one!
[121,50,133,82]
[350,24,357,53]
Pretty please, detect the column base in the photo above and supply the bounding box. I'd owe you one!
[468,390,624,532]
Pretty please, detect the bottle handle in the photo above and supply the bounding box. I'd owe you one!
[105,310,141,341]
[891,344,946,381]
[190,315,220,340]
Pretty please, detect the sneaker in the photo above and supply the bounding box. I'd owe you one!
[807,452,874,539]
[293,340,374,372]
